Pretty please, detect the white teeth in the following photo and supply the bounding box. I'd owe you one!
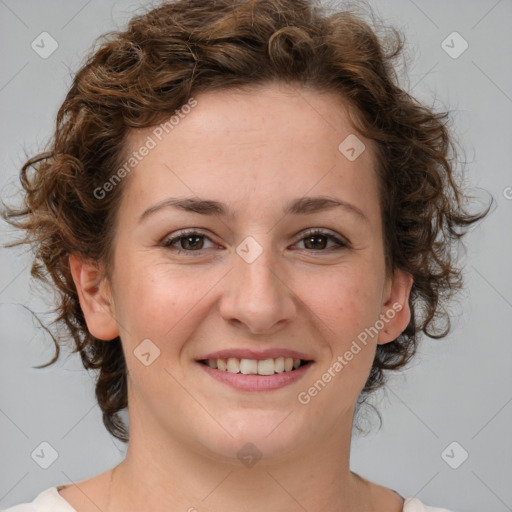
[204,356,306,375]
[240,358,258,375]
[227,357,240,373]
[257,358,275,376]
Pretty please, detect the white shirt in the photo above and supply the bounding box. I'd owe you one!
[1,486,457,511]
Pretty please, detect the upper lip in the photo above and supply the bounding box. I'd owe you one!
[197,348,314,361]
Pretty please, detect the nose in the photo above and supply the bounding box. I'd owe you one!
[218,241,297,335]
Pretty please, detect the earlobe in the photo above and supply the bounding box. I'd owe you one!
[377,269,413,345]
[69,254,119,341]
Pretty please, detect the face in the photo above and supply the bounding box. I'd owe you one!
[71,82,412,463]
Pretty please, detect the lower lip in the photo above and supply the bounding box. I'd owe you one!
[196,361,314,391]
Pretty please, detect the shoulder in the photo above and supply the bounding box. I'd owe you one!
[403,496,458,512]
[1,486,77,512]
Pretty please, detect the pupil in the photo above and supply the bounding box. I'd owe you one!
[306,235,326,250]
[183,236,202,250]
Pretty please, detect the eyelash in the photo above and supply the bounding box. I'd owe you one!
[161,228,349,256]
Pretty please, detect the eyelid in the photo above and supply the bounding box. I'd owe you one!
[161,228,218,250]
[299,228,351,248]
[161,227,351,253]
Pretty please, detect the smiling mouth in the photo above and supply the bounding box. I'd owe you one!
[198,357,312,376]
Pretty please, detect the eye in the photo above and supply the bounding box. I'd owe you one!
[161,229,216,255]
[293,229,349,252]
[161,228,349,256]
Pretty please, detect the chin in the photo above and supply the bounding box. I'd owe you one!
[191,409,308,466]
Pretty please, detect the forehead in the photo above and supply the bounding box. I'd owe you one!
[141,83,360,152]
[119,83,380,225]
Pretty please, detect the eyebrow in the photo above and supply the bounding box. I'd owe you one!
[138,195,369,224]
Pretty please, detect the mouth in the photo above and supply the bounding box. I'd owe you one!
[195,351,315,391]
[197,357,311,375]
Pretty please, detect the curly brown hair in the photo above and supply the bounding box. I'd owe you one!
[1,0,490,442]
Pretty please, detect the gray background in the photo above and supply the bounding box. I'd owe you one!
[0,0,511,511]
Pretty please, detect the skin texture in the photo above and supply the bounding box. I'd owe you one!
[66,82,412,512]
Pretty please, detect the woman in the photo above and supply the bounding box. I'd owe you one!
[1,0,489,510]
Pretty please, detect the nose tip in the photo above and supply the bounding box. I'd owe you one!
[219,248,297,334]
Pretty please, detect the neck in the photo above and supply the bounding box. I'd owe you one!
[106,413,373,512]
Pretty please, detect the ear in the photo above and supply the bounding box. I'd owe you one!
[377,268,413,345]
[69,254,119,341]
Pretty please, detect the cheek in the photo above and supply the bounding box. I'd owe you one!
[300,265,384,393]
[304,262,384,332]
[114,258,217,344]
[303,271,382,401]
